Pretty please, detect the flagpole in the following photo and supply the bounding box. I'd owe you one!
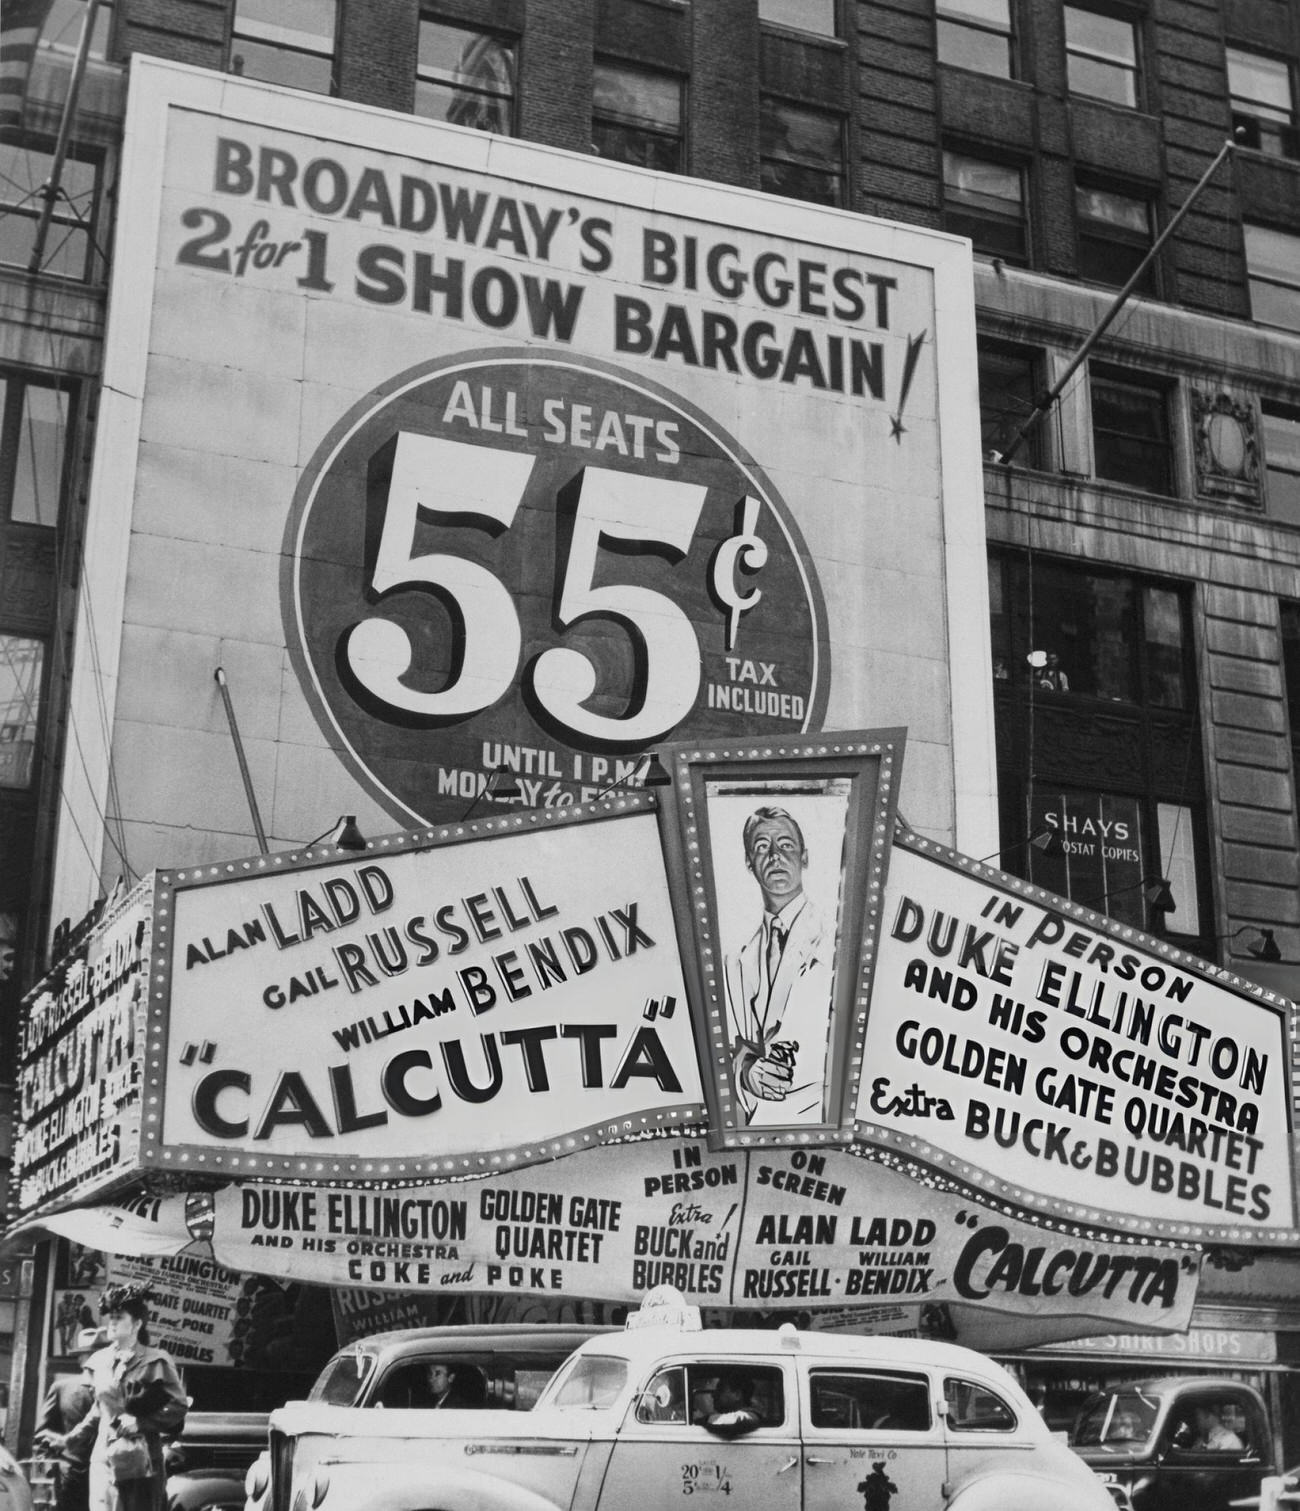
[28,0,101,274]
[991,133,1239,467]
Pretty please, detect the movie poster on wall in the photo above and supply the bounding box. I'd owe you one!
[54,55,993,926]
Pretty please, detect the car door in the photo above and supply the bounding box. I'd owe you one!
[597,1359,802,1511]
[1145,1387,1271,1511]
[800,1365,947,1511]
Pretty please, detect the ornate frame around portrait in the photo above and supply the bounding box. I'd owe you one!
[655,730,905,1148]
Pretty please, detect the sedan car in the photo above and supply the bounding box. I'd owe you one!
[251,1298,1115,1511]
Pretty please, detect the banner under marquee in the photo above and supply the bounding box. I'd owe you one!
[35,1140,1201,1343]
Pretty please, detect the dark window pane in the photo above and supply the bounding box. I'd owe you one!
[11,383,68,526]
[1092,375,1171,493]
[978,343,1041,465]
[761,100,843,206]
[0,636,44,789]
[944,152,1026,261]
[592,120,682,173]
[1144,586,1187,708]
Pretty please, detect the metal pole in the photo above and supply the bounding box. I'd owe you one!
[993,134,1238,467]
[28,0,102,273]
[214,667,269,854]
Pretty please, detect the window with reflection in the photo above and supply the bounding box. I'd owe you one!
[0,637,43,790]
[0,141,96,280]
[1090,368,1172,495]
[1228,47,1297,159]
[231,0,337,94]
[1065,6,1139,107]
[1245,224,1300,334]
[760,99,844,206]
[937,0,1013,77]
[943,151,1026,261]
[593,61,684,173]
[1075,181,1153,290]
[417,17,516,133]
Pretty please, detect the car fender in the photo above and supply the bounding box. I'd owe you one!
[948,1468,1119,1511]
[309,1459,572,1511]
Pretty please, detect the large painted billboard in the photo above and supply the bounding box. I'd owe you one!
[55,56,993,922]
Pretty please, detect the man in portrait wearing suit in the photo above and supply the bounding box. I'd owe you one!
[724,805,833,1125]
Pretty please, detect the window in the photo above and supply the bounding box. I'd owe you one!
[1065,6,1139,107]
[759,0,837,35]
[592,61,684,174]
[231,0,336,94]
[1091,369,1172,493]
[810,1371,931,1431]
[1263,403,1300,525]
[991,557,1190,705]
[1227,47,1297,159]
[937,0,1013,78]
[0,636,43,789]
[978,340,1043,466]
[760,100,844,206]
[943,152,1026,261]
[1244,224,1300,334]
[36,0,113,61]
[416,17,516,133]
[0,373,70,527]
[944,1379,1017,1431]
[0,141,96,280]
[1280,600,1300,770]
[1075,181,1153,289]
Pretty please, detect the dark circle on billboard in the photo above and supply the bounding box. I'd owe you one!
[282,349,830,825]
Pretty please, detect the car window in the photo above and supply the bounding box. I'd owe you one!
[310,1352,376,1404]
[686,1365,785,1428]
[1164,1396,1257,1459]
[810,1370,931,1432]
[1072,1389,1158,1448]
[944,1377,1017,1432]
[547,1354,630,1408]
[637,1366,688,1423]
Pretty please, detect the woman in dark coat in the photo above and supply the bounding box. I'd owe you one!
[56,1285,188,1511]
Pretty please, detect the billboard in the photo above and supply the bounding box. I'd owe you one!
[54,55,993,923]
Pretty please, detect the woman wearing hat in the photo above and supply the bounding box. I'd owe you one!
[53,1285,187,1511]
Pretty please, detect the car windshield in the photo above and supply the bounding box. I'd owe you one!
[309,1351,377,1405]
[1073,1390,1158,1448]
[537,1354,629,1410]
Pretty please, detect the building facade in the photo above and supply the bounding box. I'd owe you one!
[1,0,1299,1459]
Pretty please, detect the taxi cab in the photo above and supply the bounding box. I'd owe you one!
[247,1291,1114,1511]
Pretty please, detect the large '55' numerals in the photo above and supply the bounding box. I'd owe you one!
[341,431,708,746]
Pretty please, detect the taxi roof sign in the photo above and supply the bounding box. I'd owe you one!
[626,1285,702,1332]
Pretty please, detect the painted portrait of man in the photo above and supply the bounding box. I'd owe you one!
[720,799,839,1126]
